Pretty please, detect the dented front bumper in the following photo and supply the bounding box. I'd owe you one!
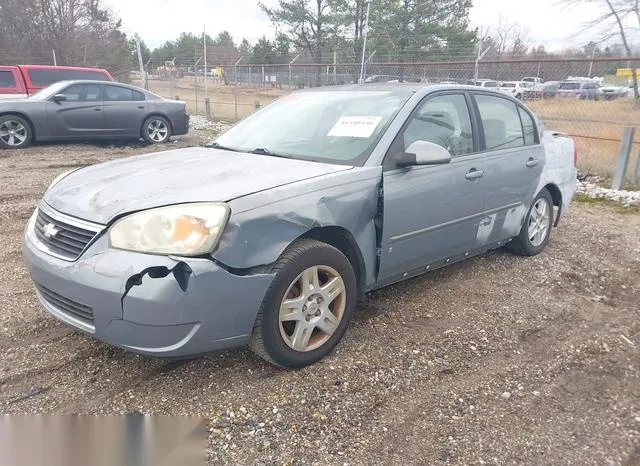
[22,212,274,358]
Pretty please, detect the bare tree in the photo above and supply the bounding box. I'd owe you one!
[479,16,530,59]
[568,0,640,105]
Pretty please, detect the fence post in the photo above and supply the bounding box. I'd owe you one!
[255,100,261,110]
[633,151,640,185]
[205,98,211,119]
[612,127,635,190]
[234,93,238,121]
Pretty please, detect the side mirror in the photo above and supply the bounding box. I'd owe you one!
[52,94,66,103]
[395,140,452,168]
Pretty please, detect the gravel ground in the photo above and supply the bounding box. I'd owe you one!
[0,132,639,465]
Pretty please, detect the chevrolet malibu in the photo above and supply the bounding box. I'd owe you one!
[23,84,577,368]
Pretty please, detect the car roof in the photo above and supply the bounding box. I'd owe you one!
[294,82,516,97]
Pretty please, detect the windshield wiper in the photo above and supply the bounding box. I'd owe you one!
[207,142,241,152]
[248,147,294,159]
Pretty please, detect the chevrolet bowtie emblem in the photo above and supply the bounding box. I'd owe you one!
[43,223,60,239]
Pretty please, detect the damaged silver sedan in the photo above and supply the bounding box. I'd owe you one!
[23,84,577,368]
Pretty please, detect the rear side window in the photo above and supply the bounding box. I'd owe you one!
[0,71,16,88]
[104,85,145,101]
[27,68,110,86]
[518,106,537,145]
[475,94,524,151]
[484,81,499,88]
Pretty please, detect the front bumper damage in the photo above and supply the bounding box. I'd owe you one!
[22,210,274,358]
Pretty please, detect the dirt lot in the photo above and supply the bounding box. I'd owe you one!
[0,131,639,465]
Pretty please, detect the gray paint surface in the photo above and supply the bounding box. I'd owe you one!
[0,80,188,142]
[23,84,578,358]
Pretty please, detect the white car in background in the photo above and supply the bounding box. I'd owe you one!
[499,81,532,100]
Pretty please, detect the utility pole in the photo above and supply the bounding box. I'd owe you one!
[359,0,372,84]
[588,45,597,78]
[289,54,300,88]
[135,35,147,89]
[474,40,490,81]
[203,27,208,101]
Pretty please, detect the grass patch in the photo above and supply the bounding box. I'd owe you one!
[573,193,640,214]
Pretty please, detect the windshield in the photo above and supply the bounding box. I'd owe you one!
[559,82,580,90]
[27,81,69,100]
[211,90,412,165]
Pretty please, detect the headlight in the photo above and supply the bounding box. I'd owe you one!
[48,168,81,190]
[109,203,230,256]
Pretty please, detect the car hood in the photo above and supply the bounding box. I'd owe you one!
[44,147,351,224]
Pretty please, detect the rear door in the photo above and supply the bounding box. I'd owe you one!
[378,92,486,283]
[45,83,105,138]
[0,67,26,98]
[471,93,544,246]
[102,84,147,136]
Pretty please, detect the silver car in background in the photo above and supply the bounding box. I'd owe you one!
[0,80,189,149]
[23,84,577,368]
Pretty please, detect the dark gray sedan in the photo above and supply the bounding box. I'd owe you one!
[0,80,189,149]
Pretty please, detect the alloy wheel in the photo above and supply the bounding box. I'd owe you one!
[528,198,551,247]
[0,120,27,147]
[146,119,169,142]
[278,265,346,352]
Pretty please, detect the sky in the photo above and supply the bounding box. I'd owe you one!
[105,0,605,52]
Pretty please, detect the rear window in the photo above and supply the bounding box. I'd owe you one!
[0,71,16,88]
[27,68,110,87]
[484,81,499,88]
[559,82,580,90]
[502,83,516,88]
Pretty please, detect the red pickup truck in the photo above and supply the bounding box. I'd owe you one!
[0,65,114,98]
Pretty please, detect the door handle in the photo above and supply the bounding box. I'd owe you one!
[93,108,101,112]
[465,168,484,180]
[137,106,145,109]
[526,157,539,168]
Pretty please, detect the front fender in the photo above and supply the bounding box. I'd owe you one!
[213,167,383,287]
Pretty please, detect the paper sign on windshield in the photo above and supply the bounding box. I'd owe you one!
[328,116,383,138]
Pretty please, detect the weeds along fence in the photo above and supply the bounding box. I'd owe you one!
[131,57,640,181]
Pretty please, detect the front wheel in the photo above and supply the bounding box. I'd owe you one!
[509,188,554,256]
[141,116,171,144]
[0,115,32,149]
[250,239,357,368]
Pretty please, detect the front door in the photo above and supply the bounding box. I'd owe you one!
[378,92,486,284]
[45,83,104,138]
[472,93,544,245]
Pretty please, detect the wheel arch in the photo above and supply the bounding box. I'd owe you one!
[297,226,367,301]
[0,112,36,140]
[141,113,173,137]
[541,182,563,227]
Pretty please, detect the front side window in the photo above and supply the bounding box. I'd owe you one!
[58,84,102,102]
[475,94,525,151]
[212,90,412,165]
[402,94,474,157]
[0,71,16,88]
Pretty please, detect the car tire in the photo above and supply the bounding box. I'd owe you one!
[0,115,32,149]
[141,116,172,144]
[250,239,357,368]
[508,188,554,257]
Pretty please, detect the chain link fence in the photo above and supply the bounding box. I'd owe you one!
[131,57,640,181]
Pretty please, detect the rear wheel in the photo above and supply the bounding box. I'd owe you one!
[509,188,554,256]
[250,239,357,368]
[142,116,171,144]
[0,115,32,149]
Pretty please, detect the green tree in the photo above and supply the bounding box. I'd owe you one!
[260,0,335,64]
[214,31,235,47]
